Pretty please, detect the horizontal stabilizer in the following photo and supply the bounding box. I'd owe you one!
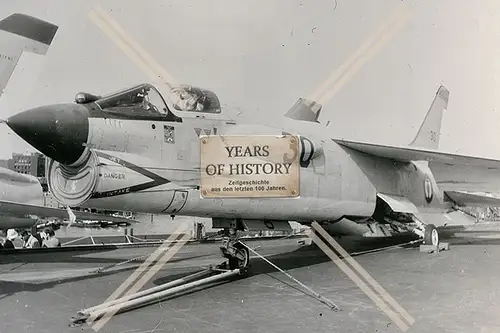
[445,191,500,207]
[284,98,322,123]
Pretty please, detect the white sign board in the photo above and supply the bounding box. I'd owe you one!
[200,135,300,198]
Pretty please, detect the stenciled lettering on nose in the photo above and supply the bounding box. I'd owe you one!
[0,53,14,61]
[103,172,126,180]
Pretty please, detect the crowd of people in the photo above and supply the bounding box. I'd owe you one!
[0,227,61,250]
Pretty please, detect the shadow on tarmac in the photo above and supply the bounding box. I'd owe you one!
[2,228,500,300]
[0,253,213,298]
[153,233,421,286]
[150,230,500,299]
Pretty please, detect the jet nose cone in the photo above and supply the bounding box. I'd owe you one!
[7,103,89,165]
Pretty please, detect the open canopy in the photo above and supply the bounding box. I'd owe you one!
[165,84,222,114]
[94,83,222,119]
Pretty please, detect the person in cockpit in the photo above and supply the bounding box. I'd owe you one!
[175,89,205,112]
[137,91,149,110]
[137,91,160,113]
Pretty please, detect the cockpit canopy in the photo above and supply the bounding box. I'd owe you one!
[95,84,167,114]
[93,83,222,120]
[165,84,221,114]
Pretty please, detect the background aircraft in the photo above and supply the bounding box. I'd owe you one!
[0,166,134,230]
[0,13,58,99]
[0,13,134,231]
[7,78,500,271]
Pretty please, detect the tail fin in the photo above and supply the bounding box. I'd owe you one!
[409,85,449,150]
[0,13,58,98]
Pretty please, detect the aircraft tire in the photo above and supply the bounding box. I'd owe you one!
[424,224,439,246]
[229,242,250,276]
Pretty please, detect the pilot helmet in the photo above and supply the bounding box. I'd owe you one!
[6,229,19,241]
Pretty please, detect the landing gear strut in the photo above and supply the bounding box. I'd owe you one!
[411,216,440,246]
[219,228,250,276]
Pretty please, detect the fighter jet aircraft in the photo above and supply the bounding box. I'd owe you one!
[0,13,133,231]
[0,13,59,99]
[0,166,135,230]
[7,76,500,271]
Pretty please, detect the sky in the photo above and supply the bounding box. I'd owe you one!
[0,0,499,160]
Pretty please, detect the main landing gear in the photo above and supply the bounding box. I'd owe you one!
[219,228,250,276]
[411,216,440,246]
[423,224,439,246]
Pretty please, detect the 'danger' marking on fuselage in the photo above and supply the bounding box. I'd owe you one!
[91,151,170,199]
[103,172,125,179]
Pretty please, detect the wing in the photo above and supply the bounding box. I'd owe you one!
[0,200,134,226]
[445,191,500,207]
[333,138,500,194]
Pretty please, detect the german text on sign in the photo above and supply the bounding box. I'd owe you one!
[200,135,300,198]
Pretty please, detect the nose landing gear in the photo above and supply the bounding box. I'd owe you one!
[219,228,250,276]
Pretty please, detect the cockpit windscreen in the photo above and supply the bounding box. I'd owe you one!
[95,84,171,118]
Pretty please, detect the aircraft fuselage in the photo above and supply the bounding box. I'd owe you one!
[42,104,447,223]
[5,83,451,232]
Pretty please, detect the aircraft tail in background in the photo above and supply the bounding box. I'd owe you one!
[409,85,450,150]
[0,13,59,98]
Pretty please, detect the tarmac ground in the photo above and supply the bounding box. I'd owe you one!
[1,230,499,333]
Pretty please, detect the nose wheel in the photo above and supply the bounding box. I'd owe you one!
[219,229,250,276]
[228,242,250,270]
